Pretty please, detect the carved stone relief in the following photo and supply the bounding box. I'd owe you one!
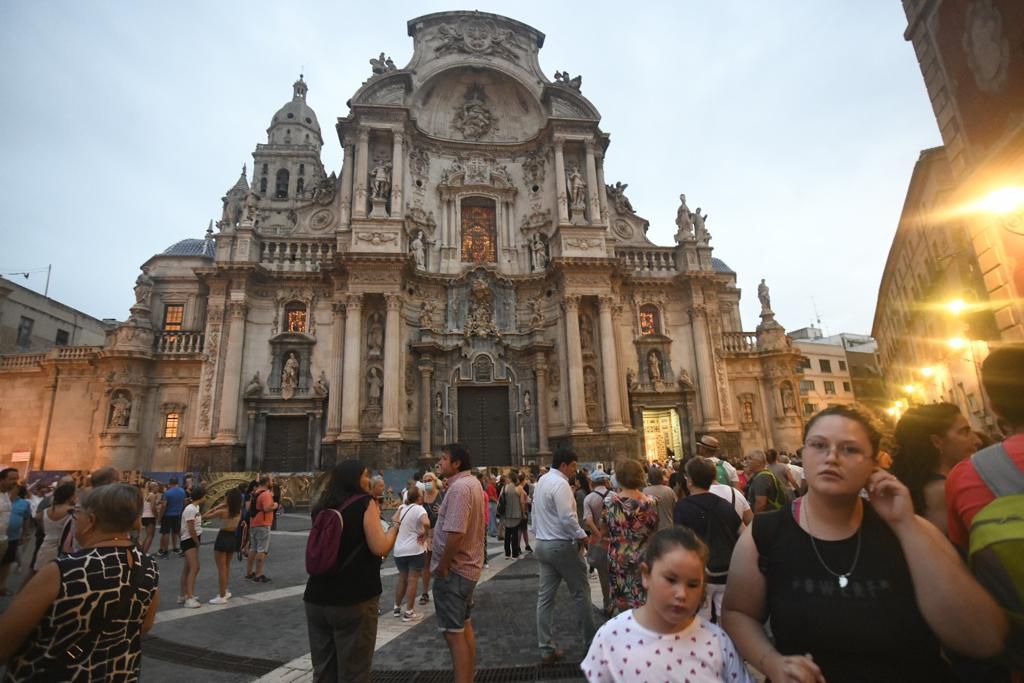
[452,84,496,140]
[433,19,522,61]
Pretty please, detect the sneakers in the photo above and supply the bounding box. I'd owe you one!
[244,573,256,581]
[393,605,402,617]
[157,551,169,559]
[418,592,430,605]
[176,594,186,604]
[183,597,201,609]
[253,575,271,583]
[209,595,229,605]
[401,610,421,623]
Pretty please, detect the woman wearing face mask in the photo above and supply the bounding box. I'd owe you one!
[417,472,443,605]
[889,403,981,535]
[0,484,160,680]
[722,405,1008,683]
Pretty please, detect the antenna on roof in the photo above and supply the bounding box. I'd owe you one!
[811,297,828,335]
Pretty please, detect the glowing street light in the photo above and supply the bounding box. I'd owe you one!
[945,298,967,316]
[920,366,936,378]
[947,337,968,350]
[902,384,917,394]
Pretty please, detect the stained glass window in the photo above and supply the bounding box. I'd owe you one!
[639,305,660,336]
[461,204,497,264]
[285,302,307,333]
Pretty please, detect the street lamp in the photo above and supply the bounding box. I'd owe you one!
[920,366,936,378]
[947,336,968,351]
[945,298,967,316]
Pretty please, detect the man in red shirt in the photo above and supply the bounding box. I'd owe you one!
[946,346,1024,549]
[246,474,278,583]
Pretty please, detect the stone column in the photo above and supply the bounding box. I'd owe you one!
[379,293,403,440]
[214,300,247,443]
[339,294,364,440]
[419,357,433,458]
[533,351,550,453]
[339,142,355,227]
[554,139,569,224]
[598,296,626,431]
[563,295,591,433]
[689,306,721,429]
[390,131,404,218]
[585,140,602,224]
[595,148,609,222]
[324,301,346,441]
[353,128,370,219]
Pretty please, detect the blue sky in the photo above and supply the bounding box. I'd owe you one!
[0,1,940,334]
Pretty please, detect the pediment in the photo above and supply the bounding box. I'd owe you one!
[544,87,600,121]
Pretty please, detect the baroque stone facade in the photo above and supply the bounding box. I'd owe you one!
[0,12,805,473]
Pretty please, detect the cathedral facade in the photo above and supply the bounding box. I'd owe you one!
[0,12,805,474]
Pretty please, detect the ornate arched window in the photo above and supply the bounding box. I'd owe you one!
[164,412,180,438]
[275,169,290,199]
[460,197,497,264]
[285,301,307,333]
[639,304,661,336]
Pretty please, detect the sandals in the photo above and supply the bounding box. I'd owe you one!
[418,592,430,605]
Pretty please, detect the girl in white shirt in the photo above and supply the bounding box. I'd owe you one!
[179,486,205,609]
[390,485,430,622]
[582,527,753,683]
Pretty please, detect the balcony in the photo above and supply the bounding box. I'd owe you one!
[154,332,205,355]
[722,332,758,353]
[615,247,677,276]
[57,346,102,360]
[0,353,46,370]
[260,240,335,273]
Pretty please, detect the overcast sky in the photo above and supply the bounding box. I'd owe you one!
[0,1,940,335]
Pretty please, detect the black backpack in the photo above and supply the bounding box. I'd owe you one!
[680,492,740,579]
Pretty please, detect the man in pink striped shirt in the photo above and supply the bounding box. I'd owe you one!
[431,443,485,683]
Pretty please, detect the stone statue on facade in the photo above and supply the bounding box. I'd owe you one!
[133,272,153,307]
[367,312,384,357]
[452,85,495,140]
[553,70,582,91]
[464,276,500,339]
[410,230,426,269]
[626,368,639,392]
[314,370,329,397]
[109,393,131,428]
[530,233,548,272]
[758,278,772,313]
[528,298,544,328]
[244,372,263,397]
[647,350,662,383]
[367,367,383,407]
[419,299,436,329]
[523,390,532,415]
[781,383,796,414]
[281,352,299,400]
[567,166,587,209]
[244,189,260,221]
[370,162,392,200]
[693,208,710,245]
[607,182,634,214]
[370,52,397,75]
[674,194,694,242]
[579,315,594,352]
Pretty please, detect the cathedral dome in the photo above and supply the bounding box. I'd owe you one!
[268,76,322,145]
[161,238,215,258]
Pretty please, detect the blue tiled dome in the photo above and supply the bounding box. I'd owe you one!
[711,257,734,273]
[161,239,215,258]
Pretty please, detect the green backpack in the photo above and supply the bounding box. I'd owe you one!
[752,469,787,511]
[968,443,1024,672]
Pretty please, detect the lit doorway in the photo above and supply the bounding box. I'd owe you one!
[641,408,683,462]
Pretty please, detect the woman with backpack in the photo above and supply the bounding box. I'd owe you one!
[390,484,430,622]
[304,459,399,683]
[722,405,1008,683]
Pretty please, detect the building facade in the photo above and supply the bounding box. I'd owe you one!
[791,327,859,415]
[0,12,805,473]
[0,277,108,354]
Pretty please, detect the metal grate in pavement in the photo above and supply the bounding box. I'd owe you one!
[488,572,540,581]
[142,635,285,676]
[370,662,583,682]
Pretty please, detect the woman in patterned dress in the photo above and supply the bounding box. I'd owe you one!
[601,459,659,615]
[0,483,159,681]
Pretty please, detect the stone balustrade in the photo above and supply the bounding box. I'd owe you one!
[260,240,334,272]
[57,346,101,360]
[154,332,204,354]
[615,247,678,275]
[722,332,759,353]
[0,353,46,370]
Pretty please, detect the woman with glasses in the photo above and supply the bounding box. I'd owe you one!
[722,405,1006,683]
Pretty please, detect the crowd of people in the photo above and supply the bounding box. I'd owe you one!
[0,345,1019,682]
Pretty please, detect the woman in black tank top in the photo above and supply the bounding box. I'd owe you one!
[721,406,1007,683]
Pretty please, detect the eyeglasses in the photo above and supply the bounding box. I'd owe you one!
[803,439,868,459]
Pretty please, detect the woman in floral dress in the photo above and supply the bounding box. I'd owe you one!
[601,459,659,615]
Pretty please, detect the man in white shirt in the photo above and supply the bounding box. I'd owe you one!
[709,480,753,526]
[699,435,739,488]
[532,449,595,664]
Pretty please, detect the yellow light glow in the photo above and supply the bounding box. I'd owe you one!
[948,337,968,350]
[902,384,916,393]
[974,186,1024,215]
[896,399,909,409]
[946,298,967,316]
[920,366,936,378]
[886,407,898,416]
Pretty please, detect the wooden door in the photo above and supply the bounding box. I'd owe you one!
[263,416,310,472]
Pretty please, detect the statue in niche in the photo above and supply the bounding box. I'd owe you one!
[647,351,662,383]
[528,298,544,328]
[367,312,384,358]
[367,367,383,407]
[419,300,436,329]
[743,400,755,423]
[781,383,796,414]
[435,392,443,413]
[109,393,131,428]
[133,272,153,307]
[370,161,391,200]
[626,368,639,392]
[579,316,594,351]
[758,278,772,313]
[244,372,263,397]
[674,194,694,241]
[693,208,711,245]
[530,233,548,272]
[410,230,426,269]
[314,371,329,397]
[281,352,299,399]
[523,390,532,415]
[584,367,599,406]
[567,166,587,209]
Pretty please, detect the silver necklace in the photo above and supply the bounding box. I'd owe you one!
[803,499,862,589]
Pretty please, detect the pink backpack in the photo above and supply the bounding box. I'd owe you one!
[305,494,368,576]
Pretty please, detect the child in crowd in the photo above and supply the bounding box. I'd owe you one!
[582,527,753,683]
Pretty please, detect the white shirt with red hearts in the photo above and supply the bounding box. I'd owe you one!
[582,609,754,683]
